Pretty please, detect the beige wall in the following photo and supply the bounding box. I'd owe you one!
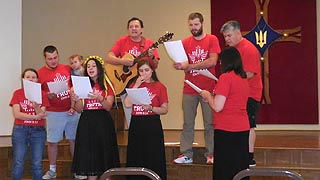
[22,0,212,129]
[22,0,320,130]
[0,0,21,135]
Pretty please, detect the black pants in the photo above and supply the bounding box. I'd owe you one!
[213,129,249,180]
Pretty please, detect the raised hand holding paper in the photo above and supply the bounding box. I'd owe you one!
[184,80,202,93]
[23,79,42,104]
[125,87,152,105]
[71,75,92,98]
[47,80,68,94]
[164,40,188,63]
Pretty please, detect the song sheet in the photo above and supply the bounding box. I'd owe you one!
[47,80,68,94]
[164,40,188,63]
[23,79,42,104]
[126,87,152,105]
[71,76,92,98]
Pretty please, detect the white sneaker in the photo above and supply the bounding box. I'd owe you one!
[42,170,57,179]
[249,159,257,167]
[74,173,87,179]
[173,154,193,164]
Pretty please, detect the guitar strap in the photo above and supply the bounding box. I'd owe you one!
[140,36,146,52]
[103,73,118,108]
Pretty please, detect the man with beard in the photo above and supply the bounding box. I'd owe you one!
[105,17,160,126]
[173,12,221,165]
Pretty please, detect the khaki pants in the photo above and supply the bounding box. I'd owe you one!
[179,94,214,158]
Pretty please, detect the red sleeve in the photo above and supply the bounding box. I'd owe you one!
[9,90,20,106]
[244,50,260,74]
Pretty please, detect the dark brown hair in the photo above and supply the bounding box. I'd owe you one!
[21,68,38,78]
[219,46,247,79]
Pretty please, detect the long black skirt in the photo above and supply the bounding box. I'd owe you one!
[72,110,120,176]
[213,129,249,180]
[126,115,167,180]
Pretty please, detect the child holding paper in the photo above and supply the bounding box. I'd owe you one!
[9,68,50,180]
[71,56,119,180]
[124,59,168,180]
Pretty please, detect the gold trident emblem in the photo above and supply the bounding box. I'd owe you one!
[255,30,267,48]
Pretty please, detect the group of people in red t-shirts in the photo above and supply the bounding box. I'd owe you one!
[9,12,261,180]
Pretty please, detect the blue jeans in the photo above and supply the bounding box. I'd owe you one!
[11,125,46,180]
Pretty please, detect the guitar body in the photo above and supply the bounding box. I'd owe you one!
[105,53,137,95]
[105,32,174,95]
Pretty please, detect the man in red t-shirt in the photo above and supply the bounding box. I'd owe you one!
[173,12,221,165]
[38,45,81,179]
[220,20,263,167]
[105,17,160,126]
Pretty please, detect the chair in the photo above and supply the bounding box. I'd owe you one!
[100,167,161,180]
[232,168,303,180]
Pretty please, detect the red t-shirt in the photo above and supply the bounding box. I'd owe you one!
[38,64,72,112]
[235,38,263,101]
[182,34,221,95]
[9,88,50,126]
[131,81,168,116]
[109,36,160,68]
[83,82,114,110]
[213,71,250,132]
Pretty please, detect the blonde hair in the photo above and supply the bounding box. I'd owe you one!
[69,54,84,63]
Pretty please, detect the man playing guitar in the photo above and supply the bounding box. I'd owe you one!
[105,17,160,125]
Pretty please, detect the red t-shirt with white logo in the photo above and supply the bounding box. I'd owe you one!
[182,34,221,95]
[83,83,114,110]
[110,36,160,61]
[131,81,168,116]
[38,64,72,112]
[9,88,50,126]
[213,71,250,132]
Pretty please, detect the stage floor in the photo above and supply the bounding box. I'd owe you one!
[1,130,320,149]
[119,130,320,149]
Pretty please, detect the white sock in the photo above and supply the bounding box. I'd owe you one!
[49,165,56,172]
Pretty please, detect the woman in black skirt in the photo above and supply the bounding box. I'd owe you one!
[124,59,168,180]
[71,56,120,180]
[200,47,250,180]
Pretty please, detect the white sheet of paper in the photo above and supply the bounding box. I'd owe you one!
[23,79,42,104]
[194,69,219,81]
[71,76,92,98]
[163,40,188,63]
[184,80,202,93]
[47,80,69,94]
[125,87,152,105]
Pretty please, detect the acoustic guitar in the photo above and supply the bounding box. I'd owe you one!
[105,32,174,95]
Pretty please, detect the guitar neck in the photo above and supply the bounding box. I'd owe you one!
[135,49,150,61]
[134,42,159,63]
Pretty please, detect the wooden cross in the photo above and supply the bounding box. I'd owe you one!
[243,0,301,104]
